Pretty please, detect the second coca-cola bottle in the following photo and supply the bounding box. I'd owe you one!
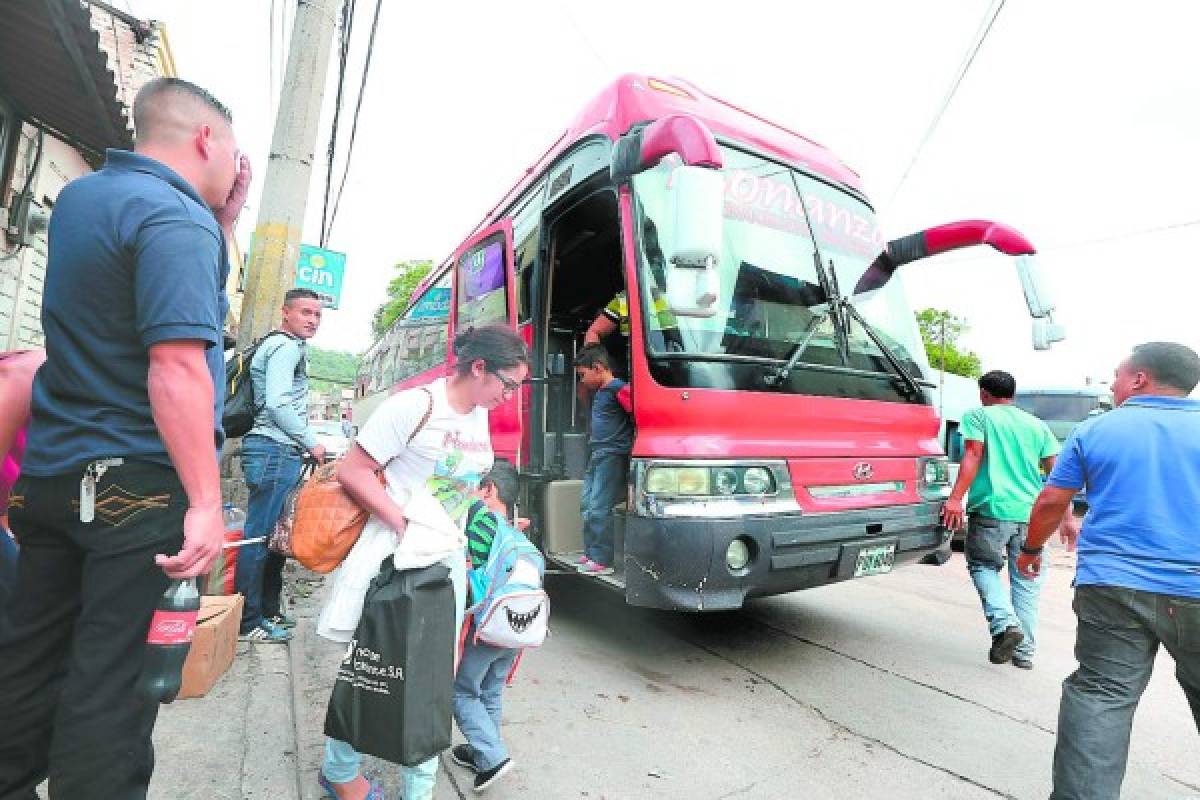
[139,578,200,704]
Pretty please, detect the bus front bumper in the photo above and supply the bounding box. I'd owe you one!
[620,501,951,611]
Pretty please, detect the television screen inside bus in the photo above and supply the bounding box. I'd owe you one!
[458,238,507,327]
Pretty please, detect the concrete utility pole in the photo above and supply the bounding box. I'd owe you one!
[237,0,338,348]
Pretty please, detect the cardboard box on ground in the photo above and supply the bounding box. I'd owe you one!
[180,594,243,700]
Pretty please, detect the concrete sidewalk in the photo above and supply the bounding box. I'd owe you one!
[149,567,469,800]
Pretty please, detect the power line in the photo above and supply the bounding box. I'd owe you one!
[887,0,1007,208]
[918,219,1200,266]
[268,0,276,114]
[325,0,383,244]
[319,0,357,248]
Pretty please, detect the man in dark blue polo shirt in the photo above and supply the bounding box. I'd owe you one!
[0,78,250,800]
[1019,341,1200,800]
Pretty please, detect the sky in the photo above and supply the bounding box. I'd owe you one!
[126,0,1200,388]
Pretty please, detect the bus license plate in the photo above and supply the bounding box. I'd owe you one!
[854,543,896,577]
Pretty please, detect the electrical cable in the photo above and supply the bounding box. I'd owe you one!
[325,0,382,244]
[888,0,1007,208]
[319,0,356,248]
[917,219,1200,267]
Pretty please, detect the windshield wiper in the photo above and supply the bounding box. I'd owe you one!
[838,291,926,400]
[763,309,830,387]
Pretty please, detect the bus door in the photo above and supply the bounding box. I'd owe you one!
[449,221,524,467]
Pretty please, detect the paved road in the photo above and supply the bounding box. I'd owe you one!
[153,544,1199,799]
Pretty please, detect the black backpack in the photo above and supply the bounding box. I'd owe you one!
[222,331,293,438]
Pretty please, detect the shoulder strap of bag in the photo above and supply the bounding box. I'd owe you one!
[406,386,434,445]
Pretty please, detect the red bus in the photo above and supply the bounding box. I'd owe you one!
[354,74,1063,611]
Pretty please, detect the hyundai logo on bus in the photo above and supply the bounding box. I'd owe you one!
[852,462,874,481]
[295,244,346,309]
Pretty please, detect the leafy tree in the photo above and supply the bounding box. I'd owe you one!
[916,308,982,378]
[372,259,433,337]
[306,346,361,395]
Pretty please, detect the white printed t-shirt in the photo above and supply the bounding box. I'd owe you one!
[317,377,493,642]
[356,377,494,526]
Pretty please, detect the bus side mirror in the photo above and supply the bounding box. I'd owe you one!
[1032,317,1066,351]
[664,165,723,318]
[1017,255,1065,350]
[1015,255,1055,318]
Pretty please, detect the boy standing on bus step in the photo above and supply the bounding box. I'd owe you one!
[941,370,1060,669]
[573,345,633,575]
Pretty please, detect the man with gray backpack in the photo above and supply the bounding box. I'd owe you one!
[451,459,548,792]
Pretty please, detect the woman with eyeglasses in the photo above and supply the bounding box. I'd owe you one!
[318,324,529,800]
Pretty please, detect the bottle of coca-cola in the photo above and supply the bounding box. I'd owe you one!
[139,578,200,704]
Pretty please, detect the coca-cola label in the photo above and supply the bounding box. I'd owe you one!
[146,610,197,645]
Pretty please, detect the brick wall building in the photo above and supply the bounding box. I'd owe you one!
[0,0,243,350]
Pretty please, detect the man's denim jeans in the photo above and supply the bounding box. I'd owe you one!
[965,514,1046,659]
[453,630,518,771]
[581,451,627,566]
[1052,585,1200,800]
[235,435,304,633]
[322,555,466,800]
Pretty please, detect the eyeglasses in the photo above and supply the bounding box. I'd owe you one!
[489,369,521,396]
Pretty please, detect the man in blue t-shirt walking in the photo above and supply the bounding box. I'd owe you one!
[1019,341,1200,800]
[0,78,248,799]
[574,345,633,575]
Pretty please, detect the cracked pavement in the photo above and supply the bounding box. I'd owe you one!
[148,543,1198,799]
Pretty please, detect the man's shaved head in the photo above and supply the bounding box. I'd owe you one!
[131,78,240,210]
[133,78,233,145]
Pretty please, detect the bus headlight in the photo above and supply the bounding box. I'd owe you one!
[917,457,951,499]
[646,466,711,496]
[742,467,773,494]
[714,468,739,495]
[643,465,777,497]
[633,460,796,518]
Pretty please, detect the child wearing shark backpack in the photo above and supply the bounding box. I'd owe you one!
[450,459,547,793]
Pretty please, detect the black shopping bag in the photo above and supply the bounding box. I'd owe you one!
[323,559,455,766]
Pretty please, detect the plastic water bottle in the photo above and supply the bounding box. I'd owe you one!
[223,503,246,536]
[139,577,200,704]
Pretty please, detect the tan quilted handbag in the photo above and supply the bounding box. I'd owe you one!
[270,388,433,573]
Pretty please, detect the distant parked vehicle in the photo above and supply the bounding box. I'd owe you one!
[1014,387,1112,510]
[309,419,351,460]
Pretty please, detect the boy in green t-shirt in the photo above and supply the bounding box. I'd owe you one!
[941,371,1060,669]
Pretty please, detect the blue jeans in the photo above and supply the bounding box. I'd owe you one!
[1052,585,1200,800]
[453,631,518,771]
[581,450,627,566]
[322,555,466,800]
[236,435,304,633]
[965,514,1046,660]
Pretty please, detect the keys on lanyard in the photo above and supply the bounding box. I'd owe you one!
[79,458,125,523]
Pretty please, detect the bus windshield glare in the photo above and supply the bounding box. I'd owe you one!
[632,146,930,403]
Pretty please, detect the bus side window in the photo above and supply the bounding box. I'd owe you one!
[457,234,510,328]
[514,223,539,324]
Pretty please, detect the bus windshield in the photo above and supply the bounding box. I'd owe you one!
[631,146,930,403]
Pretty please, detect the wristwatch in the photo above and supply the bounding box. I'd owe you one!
[1019,543,1045,556]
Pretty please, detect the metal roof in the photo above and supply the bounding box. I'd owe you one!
[0,0,136,156]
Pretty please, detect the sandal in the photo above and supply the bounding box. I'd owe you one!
[318,771,385,800]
